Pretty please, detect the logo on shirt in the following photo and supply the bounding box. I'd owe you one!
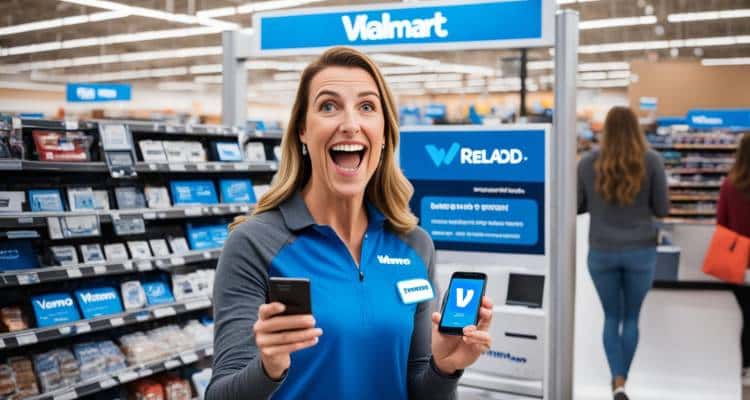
[377,255,411,266]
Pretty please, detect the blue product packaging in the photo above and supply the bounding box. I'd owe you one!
[213,142,243,161]
[74,287,123,319]
[28,189,65,212]
[31,292,81,328]
[219,179,256,204]
[142,280,175,305]
[170,180,218,205]
[186,222,228,250]
[0,239,39,271]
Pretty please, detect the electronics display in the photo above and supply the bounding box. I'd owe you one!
[127,241,152,260]
[142,280,175,305]
[80,243,106,264]
[92,190,111,210]
[163,141,189,163]
[31,292,81,328]
[112,214,146,235]
[32,130,92,162]
[145,186,172,209]
[186,222,228,250]
[49,245,79,266]
[67,187,96,211]
[139,140,168,162]
[29,189,64,212]
[60,215,100,238]
[170,180,218,205]
[0,240,39,271]
[75,287,123,319]
[219,179,256,204]
[104,243,129,262]
[214,142,244,162]
[168,237,190,254]
[506,273,545,308]
[0,191,25,213]
[115,187,146,209]
[121,281,147,310]
[149,239,171,257]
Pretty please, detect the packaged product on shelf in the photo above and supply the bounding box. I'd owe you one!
[54,349,80,387]
[149,325,194,352]
[144,186,171,209]
[159,375,191,400]
[74,342,108,381]
[115,187,147,209]
[0,364,14,397]
[172,269,214,301]
[214,141,244,162]
[49,245,79,267]
[80,243,106,264]
[127,241,152,260]
[171,274,196,301]
[119,332,164,364]
[129,379,165,400]
[28,189,65,212]
[34,349,80,392]
[121,281,147,310]
[104,243,130,262]
[8,356,40,397]
[32,130,92,162]
[98,340,127,374]
[31,292,81,328]
[169,180,218,205]
[148,239,171,257]
[185,142,207,163]
[92,190,111,210]
[168,237,190,255]
[0,119,24,160]
[219,179,256,204]
[142,279,175,306]
[0,191,25,213]
[138,140,168,162]
[67,187,96,211]
[182,320,212,347]
[185,222,228,250]
[0,306,30,332]
[191,368,211,400]
[0,239,39,271]
[163,141,188,163]
[74,286,123,319]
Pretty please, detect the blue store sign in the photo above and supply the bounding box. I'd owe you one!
[66,82,131,102]
[686,109,750,130]
[400,126,548,254]
[253,0,554,55]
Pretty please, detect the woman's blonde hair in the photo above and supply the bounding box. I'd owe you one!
[730,133,750,196]
[231,47,418,233]
[595,106,648,205]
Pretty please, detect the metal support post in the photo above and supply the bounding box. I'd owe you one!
[222,31,252,126]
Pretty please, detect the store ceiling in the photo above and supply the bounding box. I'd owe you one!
[1,0,750,98]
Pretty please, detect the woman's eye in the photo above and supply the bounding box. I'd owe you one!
[361,103,375,112]
[320,102,336,112]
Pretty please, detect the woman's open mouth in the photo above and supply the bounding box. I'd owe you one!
[329,143,367,174]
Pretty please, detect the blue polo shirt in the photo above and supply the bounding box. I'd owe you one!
[207,192,461,400]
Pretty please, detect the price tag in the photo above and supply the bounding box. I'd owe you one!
[135,312,150,321]
[110,317,125,327]
[100,378,118,389]
[240,205,250,213]
[170,163,187,171]
[0,338,5,349]
[186,299,211,310]
[94,266,107,275]
[16,333,38,345]
[164,359,181,369]
[153,307,176,318]
[66,268,82,278]
[54,390,77,400]
[17,217,33,224]
[136,261,152,271]
[7,230,38,239]
[233,163,245,170]
[154,260,164,268]
[170,257,185,266]
[123,261,134,270]
[118,371,139,383]
[157,212,167,219]
[205,347,214,356]
[139,368,154,377]
[202,251,212,260]
[197,163,207,171]
[17,272,39,285]
[180,352,199,364]
[149,163,158,171]
[75,322,91,334]
[185,207,202,216]
[58,326,73,335]
[230,205,240,213]
[110,211,120,220]
[143,212,156,220]
[64,119,79,130]
[211,207,221,214]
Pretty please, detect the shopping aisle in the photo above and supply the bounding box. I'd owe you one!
[574,214,742,400]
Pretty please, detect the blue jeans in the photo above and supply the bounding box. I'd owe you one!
[588,247,657,380]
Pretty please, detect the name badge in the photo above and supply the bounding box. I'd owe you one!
[397,279,434,304]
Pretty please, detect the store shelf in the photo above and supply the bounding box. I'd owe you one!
[669,168,731,174]
[124,121,241,137]
[669,194,719,201]
[0,203,253,229]
[136,161,277,173]
[668,182,722,189]
[0,248,221,288]
[668,209,716,216]
[24,344,213,400]
[0,297,212,351]
[20,119,98,131]
[652,144,737,150]
[659,217,716,225]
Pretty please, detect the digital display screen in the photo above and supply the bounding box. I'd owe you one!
[506,274,544,308]
[440,278,484,329]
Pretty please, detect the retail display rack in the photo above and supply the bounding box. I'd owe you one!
[0,117,281,399]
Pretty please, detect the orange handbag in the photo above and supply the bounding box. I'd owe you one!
[702,225,750,284]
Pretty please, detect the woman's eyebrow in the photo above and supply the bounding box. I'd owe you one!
[358,91,380,98]
[313,90,340,102]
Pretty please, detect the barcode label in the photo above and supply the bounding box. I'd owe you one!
[118,371,139,383]
[149,163,158,171]
[16,333,38,345]
[110,317,125,327]
[66,268,82,278]
[169,257,185,266]
[139,368,154,377]
[0,338,4,348]
[164,359,181,369]
[233,163,245,170]
[123,261,134,270]
[185,207,202,216]
[75,322,91,334]
[202,251,212,259]
[239,205,250,212]
[136,261,152,271]
[197,164,207,171]
[17,272,39,285]
[180,352,198,364]
[143,212,156,220]
[153,307,176,318]
[170,164,187,171]
[186,299,211,310]
[58,326,72,335]
[100,378,118,388]
[94,266,107,275]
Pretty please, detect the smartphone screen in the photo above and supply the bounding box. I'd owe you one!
[439,272,487,335]
[268,277,312,316]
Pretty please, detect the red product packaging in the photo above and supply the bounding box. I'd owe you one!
[160,375,191,400]
[32,130,92,162]
[130,379,164,400]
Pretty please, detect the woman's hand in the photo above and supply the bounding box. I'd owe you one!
[430,296,494,375]
[253,302,323,380]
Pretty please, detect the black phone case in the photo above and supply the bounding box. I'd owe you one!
[268,278,312,316]
[438,272,487,335]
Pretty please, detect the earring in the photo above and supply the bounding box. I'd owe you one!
[301,143,308,156]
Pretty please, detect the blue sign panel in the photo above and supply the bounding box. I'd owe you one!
[401,126,547,254]
[686,109,750,130]
[254,0,553,55]
[66,82,131,102]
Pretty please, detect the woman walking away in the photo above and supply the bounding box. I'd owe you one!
[577,106,670,400]
[717,133,750,385]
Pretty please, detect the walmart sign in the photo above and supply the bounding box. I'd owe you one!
[253,0,553,55]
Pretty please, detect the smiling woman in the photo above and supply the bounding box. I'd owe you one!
[208,47,493,400]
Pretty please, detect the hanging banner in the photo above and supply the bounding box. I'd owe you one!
[686,108,750,130]
[66,83,131,103]
[400,125,548,255]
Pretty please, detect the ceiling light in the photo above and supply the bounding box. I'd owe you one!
[579,35,750,54]
[0,80,65,92]
[701,57,750,66]
[668,9,750,23]
[580,16,657,30]
[381,66,425,75]
[578,72,608,80]
[273,72,301,81]
[578,62,630,71]
[578,79,630,88]
[196,7,238,18]
[158,81,205,91]
[370,53,440,66]
[195,75,223,84]
[0,11,128,37]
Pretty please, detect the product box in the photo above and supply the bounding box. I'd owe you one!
[73,342,106,381]
[145,186,171,209]
[214,142,244,162]
[186,142,207,162]
[75,287,123,319]
[67,187,96,211]
[170,180,218,205]
[31,292,80,328]
[0,191,25,213]
[139,140,168,162]
[163,141,188,163]
[142,280,175,305]
[61,215,100,238]
[103,243,129,262]
[0,240,39,271]
[49,245,79,266]
[92,190,110,210]
[219,179,256,204]
[80,244,105,264]
[243,142,265,163]
[29,189,64,212]
[127,241,152,260]
[172,274,196,301]
[115,187,146,209]
[32,130,91,162]
[168,237,190,254]
[121,281,147,310]
[186,223,228,250]
[273,145,282,162]
[149,239,171,257]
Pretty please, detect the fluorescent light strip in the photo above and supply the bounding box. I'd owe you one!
[527,61,630,72]
[370,53,440,66]
[579,35,750,54]
[0,11,128,36]
[578,79,630,88]
[579,16,657,30]
[0,80,65,92]
[197,0,327,18]
[668,9,750,23]
[59,0,239,30]
[157,81,206,91]
[0,26,223,56]
[701,57,750,66]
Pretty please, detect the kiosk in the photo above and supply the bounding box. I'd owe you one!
[222,1,578,398]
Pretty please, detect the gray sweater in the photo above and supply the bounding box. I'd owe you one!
[577,149,670,250]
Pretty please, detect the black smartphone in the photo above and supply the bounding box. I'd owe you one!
[268,277,312,316]
[438,272,487,335]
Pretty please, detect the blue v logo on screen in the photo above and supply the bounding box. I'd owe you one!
[425,142,527,167]
[456,287,474,308]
